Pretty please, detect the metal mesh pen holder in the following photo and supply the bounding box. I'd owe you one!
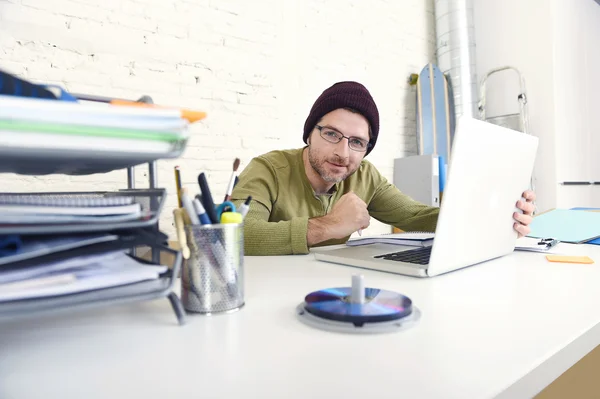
[182,223,244,314]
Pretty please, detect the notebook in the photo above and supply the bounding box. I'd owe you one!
[0,194,135,207]
[0,212,143,225]
[0,203,141,216]
[0,193,141,216]
[528,208,600,243]
[346,232,435,247]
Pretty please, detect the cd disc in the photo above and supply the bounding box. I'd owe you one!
[303,287,412,325]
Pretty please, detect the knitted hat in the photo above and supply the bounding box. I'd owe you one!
[303,81,379,155]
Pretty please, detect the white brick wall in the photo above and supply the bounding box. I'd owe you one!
[0,0,435,239]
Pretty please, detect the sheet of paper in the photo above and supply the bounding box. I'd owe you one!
[514,237,562,254]
[0,254,167,301]
[0,250,126,284]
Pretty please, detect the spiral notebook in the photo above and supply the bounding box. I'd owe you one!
[346,232,435,247]
[0,194,134,207]
[0,193,141,217]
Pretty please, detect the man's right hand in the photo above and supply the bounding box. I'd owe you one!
[307,192,370,246]
[326,191,370,238]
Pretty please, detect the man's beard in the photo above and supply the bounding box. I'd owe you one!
[308,146,353,183]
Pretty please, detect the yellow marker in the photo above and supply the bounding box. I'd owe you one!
[220,212,243,224]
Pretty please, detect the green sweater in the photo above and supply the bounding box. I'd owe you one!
[230,148,439,256]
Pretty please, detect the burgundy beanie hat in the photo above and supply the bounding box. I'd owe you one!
[303,81,380,155]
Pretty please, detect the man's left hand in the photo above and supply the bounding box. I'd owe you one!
[513,190,536,237]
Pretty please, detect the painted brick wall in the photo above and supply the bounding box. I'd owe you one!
[0,0,435,239]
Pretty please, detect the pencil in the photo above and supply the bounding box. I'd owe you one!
[174,166,183,208]
[71,93,207,123]
[110,100,207,123]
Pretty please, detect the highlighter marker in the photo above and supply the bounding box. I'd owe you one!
[198,173,219,224]
[238,196,252,218]
[221,212,243,224]
[193,198,212,225]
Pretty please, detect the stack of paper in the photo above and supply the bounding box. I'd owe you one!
[0,250,167,302]
[0,194,143,226]
[0,94,192,175]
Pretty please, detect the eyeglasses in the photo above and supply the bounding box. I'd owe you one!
[315,125,371,152]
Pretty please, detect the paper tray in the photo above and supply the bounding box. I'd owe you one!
[0,188,166,235]
[0,144,185,175]
[0,244,185,325]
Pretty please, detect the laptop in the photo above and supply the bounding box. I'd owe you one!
[312,116,539,277]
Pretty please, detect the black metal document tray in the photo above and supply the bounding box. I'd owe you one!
[0,188,166,235]
[0,244,185,325]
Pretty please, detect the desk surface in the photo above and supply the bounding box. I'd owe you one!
[1,239,600,399]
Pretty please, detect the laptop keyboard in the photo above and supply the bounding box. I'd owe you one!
[373,246,432,265]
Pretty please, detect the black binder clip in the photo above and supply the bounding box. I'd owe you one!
[538,238,559,250]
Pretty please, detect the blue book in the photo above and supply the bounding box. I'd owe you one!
[528,208,600,244]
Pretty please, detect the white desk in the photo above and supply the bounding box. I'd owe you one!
[1,240,600,399]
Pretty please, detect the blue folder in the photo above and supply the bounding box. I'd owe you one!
[528,208,600,244]
[570,208,600,245]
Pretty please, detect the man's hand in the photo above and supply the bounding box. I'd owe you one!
[513,189,536,238]
[307,192,370,246]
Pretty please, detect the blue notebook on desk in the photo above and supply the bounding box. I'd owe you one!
[528,208,600,244]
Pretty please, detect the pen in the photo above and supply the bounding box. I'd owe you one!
[193,198,212,225]
[238,196,252,218]
[174,166,183,208]
[198,173,219,224]
[181,188,200,225]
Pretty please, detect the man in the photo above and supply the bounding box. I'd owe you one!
[231,81,535,256]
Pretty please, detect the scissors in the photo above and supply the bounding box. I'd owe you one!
[215,201,237,221]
